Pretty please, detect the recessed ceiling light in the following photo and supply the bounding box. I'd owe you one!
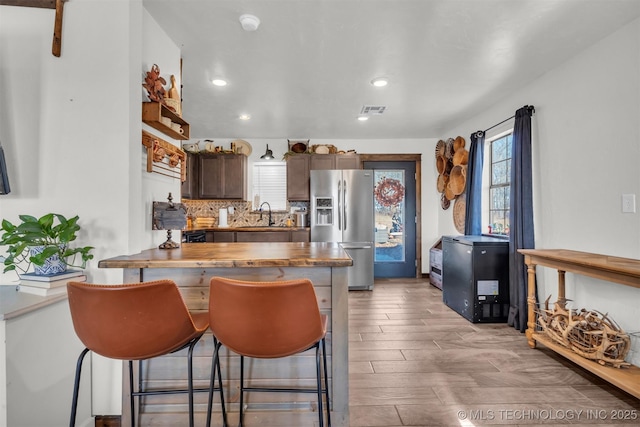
[239,114,251,120]
[357,116,369,121]
[212,79,227,86]
[239,14,260,31]
[371,77,388,87]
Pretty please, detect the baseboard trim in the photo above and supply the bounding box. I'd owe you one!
[95,415,120,427]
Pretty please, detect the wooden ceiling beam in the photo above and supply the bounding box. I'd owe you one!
[0,0,56,9]
[0,0,67,57]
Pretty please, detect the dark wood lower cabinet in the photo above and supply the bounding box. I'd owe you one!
[291,229,311,242]
[204,229,310,242]
[236,231,291,242]
[212,231,235,242]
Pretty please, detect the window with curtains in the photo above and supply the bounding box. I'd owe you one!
[488,131,513,235]
[252,162,287,210]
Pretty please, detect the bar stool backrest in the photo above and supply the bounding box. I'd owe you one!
[67,280,204,360]
[208,276,325,358]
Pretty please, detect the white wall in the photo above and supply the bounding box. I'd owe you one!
[441,18,640,365]
[0,0,182,420]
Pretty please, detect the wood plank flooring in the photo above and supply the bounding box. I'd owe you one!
[348,278,640,427]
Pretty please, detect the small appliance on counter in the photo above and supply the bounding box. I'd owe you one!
[293,209,308,227]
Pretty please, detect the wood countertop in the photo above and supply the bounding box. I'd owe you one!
[98,242,353,269]
[519,249,640,288]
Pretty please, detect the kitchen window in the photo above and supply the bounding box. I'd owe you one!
[252,162,287,210]
[488,131,513,235]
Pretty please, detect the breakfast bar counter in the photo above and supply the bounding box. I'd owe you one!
[99,242,352,427]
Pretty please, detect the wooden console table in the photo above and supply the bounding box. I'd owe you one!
[519,249,640,399]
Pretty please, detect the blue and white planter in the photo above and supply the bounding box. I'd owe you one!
[29,245,67,276]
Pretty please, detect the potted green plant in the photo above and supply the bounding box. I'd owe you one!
[0,213,94,276]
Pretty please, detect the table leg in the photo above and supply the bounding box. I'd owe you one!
[557,270,566,309]
[525,257,537,348]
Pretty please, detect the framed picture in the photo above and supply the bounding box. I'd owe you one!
[288,139,309,153]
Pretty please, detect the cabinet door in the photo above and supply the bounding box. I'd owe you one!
[197,154,246,199]
[310,154,335,170]
[181,153,199,199]
[198,155,223,199]
[221,155,246,199]
[287,155,310,201]
[212,231,235,242]
[291,229,310,242]
[236,231,290,242]
[335,154,360,169]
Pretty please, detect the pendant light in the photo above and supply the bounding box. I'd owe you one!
[260,144,274,160]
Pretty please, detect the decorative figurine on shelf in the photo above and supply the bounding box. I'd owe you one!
[165,74,182,116]
[152,193,187,249]
[142,64,166,103]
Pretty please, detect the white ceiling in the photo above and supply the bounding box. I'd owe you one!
[143,0,640,140]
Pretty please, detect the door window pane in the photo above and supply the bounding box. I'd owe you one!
[374,170,405,262]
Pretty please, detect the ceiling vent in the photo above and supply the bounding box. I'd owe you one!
[360,105,386,115]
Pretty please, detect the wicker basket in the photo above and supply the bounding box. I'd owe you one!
[449,165,467,195]
[436,174,449,193]
[435,140,445,158]
[453,136,466,152]
[453,148,469,166]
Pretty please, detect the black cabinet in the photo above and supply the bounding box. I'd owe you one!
[442,235,510,323]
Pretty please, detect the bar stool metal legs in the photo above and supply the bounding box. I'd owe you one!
[206,338,229,427]
[211,339,331,427]
[70,335,227,427]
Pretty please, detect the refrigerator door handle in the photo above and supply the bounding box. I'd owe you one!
[342,179,347,231]
[337,179,342,230]
[341,244,372,249]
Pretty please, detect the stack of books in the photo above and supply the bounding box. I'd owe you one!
[18,270,87,296]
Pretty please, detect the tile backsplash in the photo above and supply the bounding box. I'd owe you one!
[182,199,309,227]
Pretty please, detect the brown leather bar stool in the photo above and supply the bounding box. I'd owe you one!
[206,276,331,427]
[67,280,227,427]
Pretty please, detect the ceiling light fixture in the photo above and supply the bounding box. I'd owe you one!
[371,77,388,87]
[357,116,369,121]
[260,144,274,160]
[239,14,260,31]
[239,114,251,120]
[212,79,227,86]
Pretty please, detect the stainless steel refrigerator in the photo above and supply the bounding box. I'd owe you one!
[310,169,374,290]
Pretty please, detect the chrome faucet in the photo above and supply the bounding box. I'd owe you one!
[259,201,275,226]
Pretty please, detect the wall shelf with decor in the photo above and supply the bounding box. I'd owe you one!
[142,102,190,140]
[141,130,186,181]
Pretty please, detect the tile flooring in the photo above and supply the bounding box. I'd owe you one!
[348,278,640,426]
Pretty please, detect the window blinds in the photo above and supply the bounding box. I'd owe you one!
[252,162,287,210]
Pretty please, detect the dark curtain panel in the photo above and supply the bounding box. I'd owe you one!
[464,131,485,235]
[0,142,10,195]
[508,105,535,332]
